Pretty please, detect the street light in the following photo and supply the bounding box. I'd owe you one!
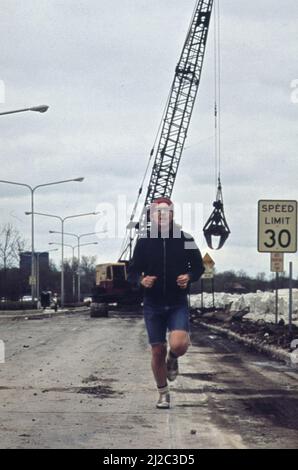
[49,230,105,302]
[0,105,49,116]
[79,242,99,247]
[49,242,76,301]
[49,242,77,301]
[49,241,98,302]
[0,177,85,302]
[26,211,99,307]
[0,103,49,302]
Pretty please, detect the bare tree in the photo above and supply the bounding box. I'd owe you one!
[80,255,97,275]
[0,223,27,269]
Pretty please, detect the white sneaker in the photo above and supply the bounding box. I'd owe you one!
[156,391,170,409]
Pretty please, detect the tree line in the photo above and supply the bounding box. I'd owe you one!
[0,223,96,302]
[0,223,297,301]
[191,269,298,294]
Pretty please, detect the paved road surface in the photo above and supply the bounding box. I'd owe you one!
[0,311,297,448]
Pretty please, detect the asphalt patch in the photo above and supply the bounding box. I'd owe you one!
[180,372,217,381]
[81,374,100,384]
[41,384,123,399]
[78,384,123,398]
[240,397,298,431]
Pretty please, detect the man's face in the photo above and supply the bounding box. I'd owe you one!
[151,203,173,230]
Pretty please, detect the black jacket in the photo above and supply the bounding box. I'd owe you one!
[128,225,204,305]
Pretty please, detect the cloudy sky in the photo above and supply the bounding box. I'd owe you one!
[0,0,297,278]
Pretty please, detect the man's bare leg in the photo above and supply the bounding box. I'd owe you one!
[151,332,189,386]
[151,343,167,388]
[166,330,190,381]
[151,343,170,409]
[168,330,190,357]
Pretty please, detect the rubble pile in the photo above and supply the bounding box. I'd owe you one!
[190,289,298,352]
[190,289,298,325]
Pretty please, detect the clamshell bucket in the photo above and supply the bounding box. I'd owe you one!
[203,180,230,250]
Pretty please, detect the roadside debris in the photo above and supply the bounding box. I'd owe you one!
[190,290,298,325]
[191,307,298,352]
[81,374,99,384]
[78,385,123,398]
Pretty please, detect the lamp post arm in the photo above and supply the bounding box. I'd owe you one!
[0,180,32,192]
[63,212,97,222]
[33,178,83,192]
[63,232,80,241]
[0,105,49,116]
[26,212,63,222]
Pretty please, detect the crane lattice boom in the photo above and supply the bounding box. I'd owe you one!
[119,0,214,260]
[144,0,213,206]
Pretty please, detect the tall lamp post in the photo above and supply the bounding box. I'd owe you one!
[49,242,77,301]
[0,177,84,301]
[0,102,49,301]
[49,241,98,302]
[49,230,105,302]
[26,211,99,307]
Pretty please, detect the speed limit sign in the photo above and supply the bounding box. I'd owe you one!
[258,200,297,253]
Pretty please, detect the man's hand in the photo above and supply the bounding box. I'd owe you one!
[177,274,190,289]
[141,275,157,288]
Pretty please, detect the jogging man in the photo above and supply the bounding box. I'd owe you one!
[128,197,204,409]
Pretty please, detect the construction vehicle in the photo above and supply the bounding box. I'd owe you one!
[90,261,142,316]
[91,0,230,317]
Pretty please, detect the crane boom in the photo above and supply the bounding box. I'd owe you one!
[92,1,217,311]
[119,0,214,260]
[145,0,213,205]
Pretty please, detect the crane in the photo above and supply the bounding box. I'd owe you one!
[144,1,214,205]
[119,0,215,261]
[91,0,230,316]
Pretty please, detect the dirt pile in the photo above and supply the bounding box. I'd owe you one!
[191,309,298,351]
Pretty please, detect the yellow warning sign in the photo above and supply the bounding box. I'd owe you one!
[202,253,215,279]
[203,253,215,267]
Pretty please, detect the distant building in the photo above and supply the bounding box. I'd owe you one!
[20,251,31,274]
[20,252,50,293]
[20,252,49,273]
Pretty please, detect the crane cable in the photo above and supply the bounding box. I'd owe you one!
[118,87,172,260]
[203,0,230,250]
[214,0,221,189]
[119,0,211,260]
[123,0,200,238]
[130,86,173,224]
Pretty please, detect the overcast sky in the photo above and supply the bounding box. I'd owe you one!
[0,0,297,278]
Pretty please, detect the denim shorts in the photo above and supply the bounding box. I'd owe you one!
[143,299,190,345]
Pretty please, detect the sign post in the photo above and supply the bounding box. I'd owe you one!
[258,200,297,253]
[258,200,297,332]
[202,253,215,278]
[29,276,36,286]
[289,262,293,334]
[270,252,284,272]
[201,279,204,310]
[202,253,215,310]
[270,253,284,324]
[275,272,279,325]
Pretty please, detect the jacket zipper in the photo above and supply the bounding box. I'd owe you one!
[163,238,166,297]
